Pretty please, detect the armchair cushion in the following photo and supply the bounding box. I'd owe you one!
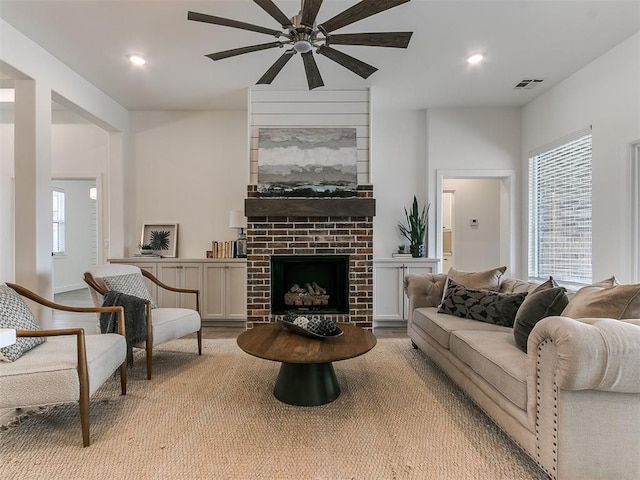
[0,333,126,407]
[102,273,158,308]
[0,285,45,362]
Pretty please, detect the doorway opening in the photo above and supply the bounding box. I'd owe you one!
[51,178,98,293]
[436,170,514,274]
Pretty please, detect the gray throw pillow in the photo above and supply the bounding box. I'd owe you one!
[102,273,158,309]
[0,284,46,362]
[438,279,527,327]
[513,287,569,353]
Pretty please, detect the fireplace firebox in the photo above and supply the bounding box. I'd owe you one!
[271,255,349,315]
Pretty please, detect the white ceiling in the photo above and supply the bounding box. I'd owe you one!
[1,0,639,111]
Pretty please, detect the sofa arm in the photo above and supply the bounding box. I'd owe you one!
[529,316,640,393]
[403,273,447,324]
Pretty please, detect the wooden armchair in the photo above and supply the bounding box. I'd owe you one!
[84,264,202,380]
[0,283,127,447]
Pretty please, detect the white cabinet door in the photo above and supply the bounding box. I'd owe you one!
[202,264,225,320]
[373,262,404,321]
[226,263,247,321]
[156,263,202,310]
[202,263,247,321]
[374,259,440,323]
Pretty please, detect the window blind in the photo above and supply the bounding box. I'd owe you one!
[528,133,592,284]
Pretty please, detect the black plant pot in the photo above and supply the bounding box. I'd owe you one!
[410,244,425,258]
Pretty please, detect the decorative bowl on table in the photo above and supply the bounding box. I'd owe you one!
[278,316,343,339]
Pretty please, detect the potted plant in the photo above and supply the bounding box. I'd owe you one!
[399,196,430,258]
[139,243,154,255]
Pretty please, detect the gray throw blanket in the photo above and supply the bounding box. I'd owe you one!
[100,291,147,367]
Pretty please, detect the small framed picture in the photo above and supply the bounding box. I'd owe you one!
[141,223,178,257]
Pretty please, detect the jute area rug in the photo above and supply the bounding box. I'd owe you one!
[1,338,546,480]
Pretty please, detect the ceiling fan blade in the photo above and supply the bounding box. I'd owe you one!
[301,51,325,90]
[301,0,324,27]
[317,46,377,79]
[319,0,410,33]
[253,0,293,28]
[256,50,296,84]
[206,42,283,61]
[329,32,412,48]
[188,11,281,36]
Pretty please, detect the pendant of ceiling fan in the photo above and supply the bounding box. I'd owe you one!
[188,0,413,90]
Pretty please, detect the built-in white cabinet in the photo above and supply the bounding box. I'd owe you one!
[202,262,247,322]
[156,262,202,311]
[373,258,439,326]
[108,258,247,324]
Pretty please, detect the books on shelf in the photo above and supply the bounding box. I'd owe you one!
[392,253,412,258]
[208,240,238,259]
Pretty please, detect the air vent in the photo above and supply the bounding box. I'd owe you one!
[514,79,544,90]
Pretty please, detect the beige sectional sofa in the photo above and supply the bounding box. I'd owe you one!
[404,271,640,480]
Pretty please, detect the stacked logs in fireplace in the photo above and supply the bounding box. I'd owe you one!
[284,282,329,306]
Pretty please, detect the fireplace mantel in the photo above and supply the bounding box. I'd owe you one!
[245,198,375,217]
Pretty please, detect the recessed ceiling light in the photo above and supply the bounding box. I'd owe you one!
[129,55,146,66]
[467,53,484,65]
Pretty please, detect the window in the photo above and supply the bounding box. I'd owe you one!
[528,132,592,284]
[52,188,65,255]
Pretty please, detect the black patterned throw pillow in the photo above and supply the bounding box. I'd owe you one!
[0,284,46,362]
[438,279,527,327]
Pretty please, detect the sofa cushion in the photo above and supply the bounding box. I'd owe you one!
[447,266,507,292]
[450,330,528,410]
[102,273,159,309]
[513,287,569,352]
[0,285,46,362]
[412,307,509,350]
[438,280,527,327]
[561,282,640,320]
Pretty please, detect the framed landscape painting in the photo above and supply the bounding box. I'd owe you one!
[257,127,358,197]
[141,223,178,257]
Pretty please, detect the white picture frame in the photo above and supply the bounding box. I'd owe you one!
[141,223,178,257]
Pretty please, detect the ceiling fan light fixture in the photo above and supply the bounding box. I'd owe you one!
[467,53,484,65]
[293,40,313,53]
[128,54,147,66]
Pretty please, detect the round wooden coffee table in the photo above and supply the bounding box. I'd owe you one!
[237,322,377,406]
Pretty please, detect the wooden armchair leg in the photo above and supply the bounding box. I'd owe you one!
[146,342,153,380]
[197,328,202,355]
[120,362,127,395]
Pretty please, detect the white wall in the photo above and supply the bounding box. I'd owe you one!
[370,109,427,257]
[131,111,248,258]
[522,32,640,283]
[426,107,522,275]
[0,115,15,281]
[442,178,501,271]
[51,179,96,293]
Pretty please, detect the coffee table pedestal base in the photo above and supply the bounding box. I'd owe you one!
[274,362,340,406]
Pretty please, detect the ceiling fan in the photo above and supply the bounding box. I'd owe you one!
[188,0,413,90]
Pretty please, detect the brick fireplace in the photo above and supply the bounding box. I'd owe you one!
[245,185,374,329]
